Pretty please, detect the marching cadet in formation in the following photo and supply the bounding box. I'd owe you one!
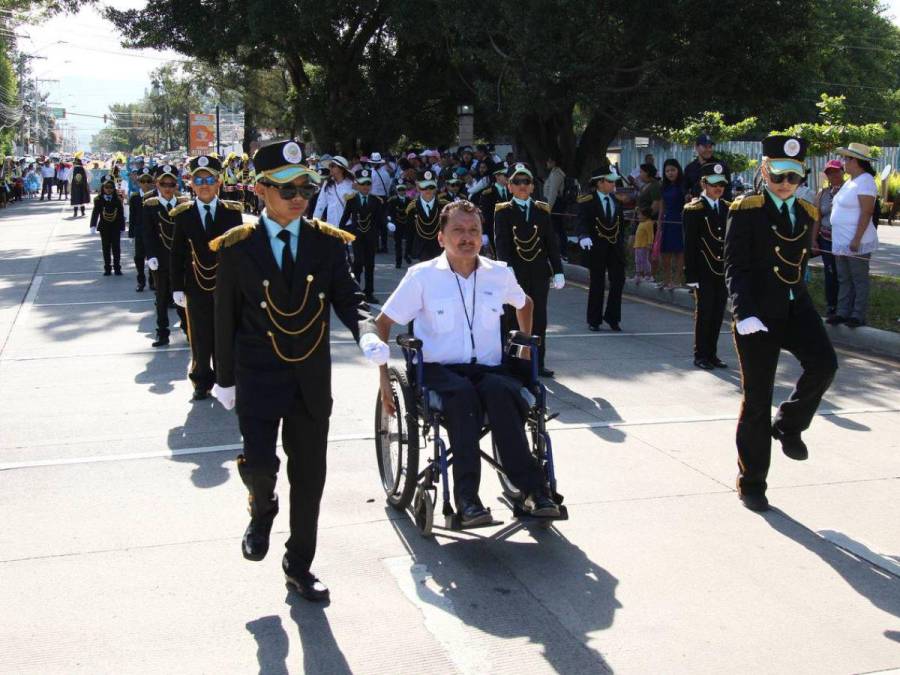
[683,162,730,370]
[208,140,387,601]
[443,175,465,202]
[129,167,156,292]
[143,163,190,347]
[494,162,564,378]
[386,180,412,268]
[478,163,510,251]
[89,175,125,276]
[170,155,244,401]
[724,135,838,513]
[339,168,385,304]
[576,164,627,332]
[406,170,447,261]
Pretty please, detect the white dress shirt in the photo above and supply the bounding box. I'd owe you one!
[196,195,218,223]
[313,178,354,226]
[381,252,527,366]
[369,165,393,197]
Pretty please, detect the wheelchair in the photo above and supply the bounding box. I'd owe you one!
[375,329,567,536]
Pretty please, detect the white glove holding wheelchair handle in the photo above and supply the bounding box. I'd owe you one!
[579,237,593,250]
[387,220,396,233]
[552,273,565,290]
[359,332,390,366]
[211,384,236,410]
[147,257,159,271]
[172,291,187,308]
[736,316,768,335]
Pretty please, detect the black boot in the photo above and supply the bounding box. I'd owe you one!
[238,456,279,561]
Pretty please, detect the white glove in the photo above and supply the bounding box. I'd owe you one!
[90,226,97,234]
[359,332,390,366]
[172,291,186,308]
[387,220,396,233]
[687,282,699,288]
[736,316,769,335]
[579,237,593,250]
[147,257,159,271]
[481,234,490,248]
[211,384,236,410]
[552,273,565,290]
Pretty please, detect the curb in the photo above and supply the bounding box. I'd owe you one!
[562,261,900,360]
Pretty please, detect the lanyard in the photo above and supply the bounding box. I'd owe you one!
[450,264,477,363]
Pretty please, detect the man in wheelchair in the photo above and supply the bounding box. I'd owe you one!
[371,200,560,526]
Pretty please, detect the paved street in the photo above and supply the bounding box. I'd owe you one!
[1,198,898,674]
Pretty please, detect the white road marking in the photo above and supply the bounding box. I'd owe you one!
[0,275,43,357]
[32,298,155,307]
[549,330,729,338]
[384,555,492,675]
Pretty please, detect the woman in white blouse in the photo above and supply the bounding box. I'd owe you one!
[827,143,879,328]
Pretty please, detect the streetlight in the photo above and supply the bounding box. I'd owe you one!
[457,104,474,149]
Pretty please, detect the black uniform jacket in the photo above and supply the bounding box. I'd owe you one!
[89,195,125,232]
[574,192,627,262]
[494,200,563,278]
[724,192,818,322]
[683,197,730,285]
[170,199,244,295]
[128,192,147,239]
[405,197,447,243]
[338,192,385,241]
[142,194,191,265]
[212,218,375,420]
[386,195,410,228]
[478,184,510,243]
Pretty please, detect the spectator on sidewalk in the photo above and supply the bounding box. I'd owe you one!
[684,134,731,199]
[629,153,655,190]
[812,160,844,319]
[828,143,879,328]
[39,159,55,200]
[657,158,687,289]
[543,156,568,258]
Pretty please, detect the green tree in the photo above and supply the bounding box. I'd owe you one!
[778,93,887,155]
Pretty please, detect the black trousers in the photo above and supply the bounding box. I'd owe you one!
[586,248,625,326]
[132,232,147,287]
[351,235,376,294]
[57,181,68,199]
[152,265,184,338]
[184,290,215,391]
[506,267,550,368]
[393,225,408,266]
[99,227,122,272]
[238,395,329,572]
[40,177,53,199]
[423,363,543,506]
[733,300,838,496]
[693,277,728,360]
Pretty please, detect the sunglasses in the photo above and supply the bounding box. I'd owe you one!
[192,175,218,186]
[259,181,320,200]
[510,178,532,186]
[158,181,177,188]
[768,173,803,185]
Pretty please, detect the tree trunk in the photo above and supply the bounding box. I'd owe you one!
[574,112,622,186]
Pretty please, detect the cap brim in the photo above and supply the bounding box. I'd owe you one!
[592,173,621,182]
[767,159,805,175]
[704,175,728,184]
[190,167,220,177]
[355,178,372,184]
[417,181,437,189]
[259,165,322,184]
[510,169,533,179]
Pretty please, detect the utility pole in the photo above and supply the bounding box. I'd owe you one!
[215,104,221,155]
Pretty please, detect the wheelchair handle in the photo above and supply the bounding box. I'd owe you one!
[508,330,540,347]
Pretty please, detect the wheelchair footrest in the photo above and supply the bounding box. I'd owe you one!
[511,502,569,522]
[444,513,504,531]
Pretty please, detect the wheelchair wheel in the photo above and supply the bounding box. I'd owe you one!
[492,435,523,502]
[375,366,419,510]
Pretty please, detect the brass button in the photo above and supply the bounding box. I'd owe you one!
[318,292,325,300]
[260,301,267,309]
[307,274,314,282]
[262,279,270,287]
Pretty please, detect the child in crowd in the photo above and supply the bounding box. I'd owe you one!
[632,215,654,283]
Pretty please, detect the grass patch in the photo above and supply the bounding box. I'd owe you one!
[807,266,900,333]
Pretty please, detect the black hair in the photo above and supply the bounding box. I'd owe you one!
[439,199,483,231]
[857,159,876,177]
[660,158,684,189]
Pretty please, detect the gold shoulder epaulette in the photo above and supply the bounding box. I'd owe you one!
[313,218,356,244]
[577,194,593,203]
[730,194,764,211]
[221,199,243,211]
[483,187,494,196]
[143,196,159,206]
[344,191,357,202]
[405,201,416,214]
[169,201,193,218]
[684,198,704,211]
[176,195,191,203]
[797,199,818,220]
[534,200,551,213]
[209,223,255,252]
[495,201,513,212]
[437,198,448,206]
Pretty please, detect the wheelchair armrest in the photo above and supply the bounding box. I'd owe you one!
[397,334,423,351]
[508,330,540,347]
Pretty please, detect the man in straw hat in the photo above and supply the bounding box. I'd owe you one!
[724,134,838,513]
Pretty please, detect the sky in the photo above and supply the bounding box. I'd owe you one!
[15,0,900,151]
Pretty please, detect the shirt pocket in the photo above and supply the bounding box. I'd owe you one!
[426,297,456,333]
[478,299,504,329]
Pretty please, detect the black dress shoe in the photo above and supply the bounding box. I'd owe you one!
[538,367,554,378]
[459,499,492,527]
[242,496,278,561]
[825,315,846,326]
[524,492,560,517]
[694,358,714,370]
[607,322,622,332]
[740,493,770,512]
[588,324,600,332]
[151,336,169,347]
[711,357,728,368]
[135,284,145,292]
[772,427,808,460]
[283,558,330,602]
[114,269,123,276]
[395,262,402,269]
[192,388,211,401]
[103,270,112,276]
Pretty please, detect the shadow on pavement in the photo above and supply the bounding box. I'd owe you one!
[764,511,900,641]
[246,615,290,675]
[544,379,626,443]
[389,513,620,673]
[285,591,352,674]
[821,414,871,431]
[167,399,233,488]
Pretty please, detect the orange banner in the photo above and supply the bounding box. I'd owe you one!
[189,113,216,153]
